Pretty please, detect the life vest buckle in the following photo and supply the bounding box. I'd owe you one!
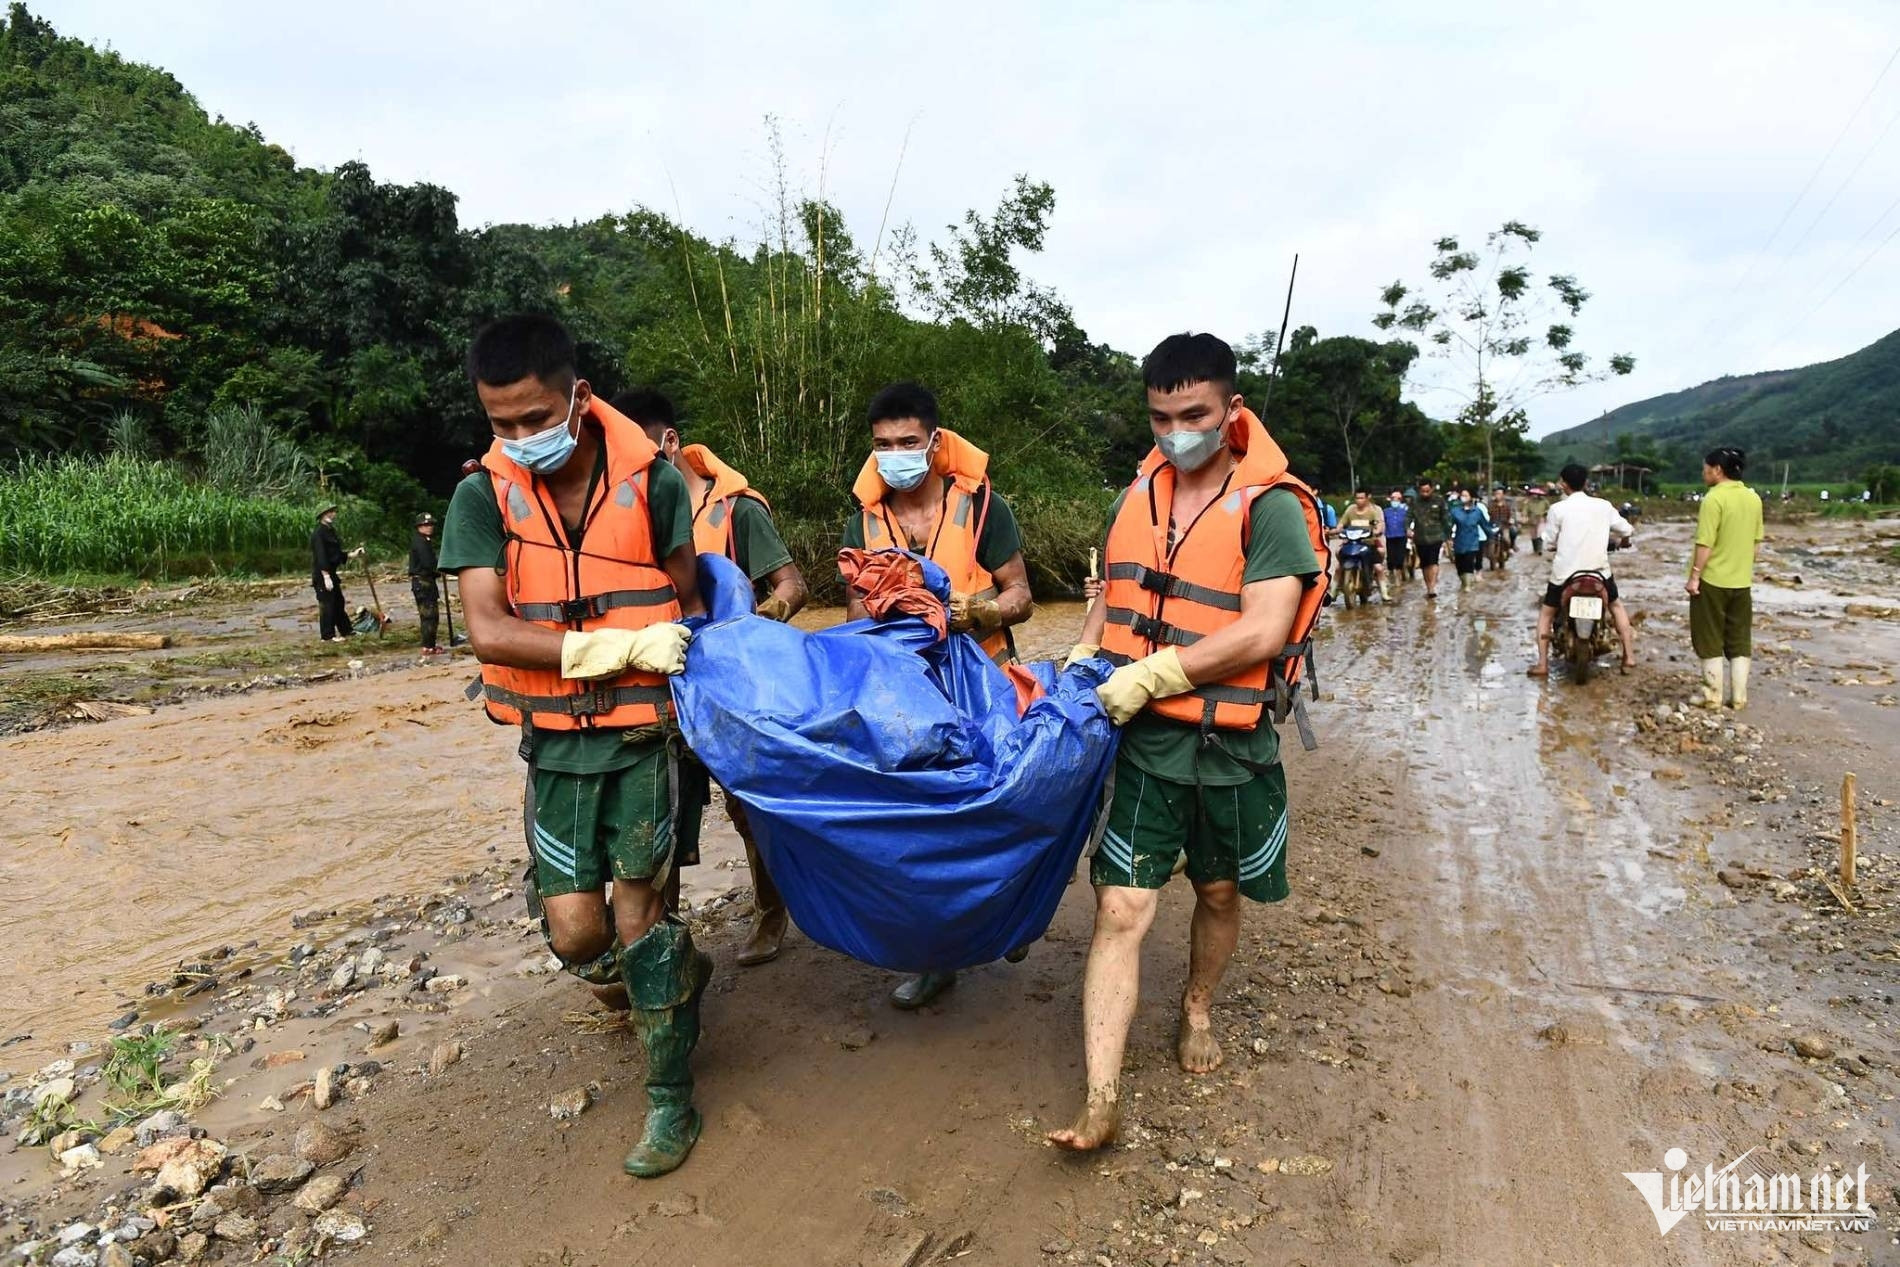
[1129,613,1174,644]
[556,595,602,623]
[1129,564,1181,598]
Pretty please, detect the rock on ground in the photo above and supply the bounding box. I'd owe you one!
[250,1153,315,1194]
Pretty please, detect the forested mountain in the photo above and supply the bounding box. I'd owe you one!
[1,4,1451,579]
[1541,329,1900,481]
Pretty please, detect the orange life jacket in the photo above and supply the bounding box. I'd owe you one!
[476,399,682,731]
[851,428,1013,665]
[1099,408,1330,748]
[679,443,772,565]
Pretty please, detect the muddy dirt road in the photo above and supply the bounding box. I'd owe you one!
[4,523,1899,1265]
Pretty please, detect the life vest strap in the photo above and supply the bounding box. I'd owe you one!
[513,585,677,624]
[1104,562,1242,612]
[1190,682,1272,706]
[1104,606,1202,647]
[483,681,674,718]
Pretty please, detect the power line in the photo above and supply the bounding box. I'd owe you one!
[1702,40,1900,334]
[1761,212,1900,359]
[1768,99,1900,281]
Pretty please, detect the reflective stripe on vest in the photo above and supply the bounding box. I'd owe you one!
[1098,408,1329,736]
[476,399,682,732]
[481,681,674,718]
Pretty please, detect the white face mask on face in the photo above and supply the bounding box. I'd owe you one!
[500,383,580,474]
[1157,424,1225,472]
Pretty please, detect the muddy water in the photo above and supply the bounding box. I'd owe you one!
[0,601,1094,1061]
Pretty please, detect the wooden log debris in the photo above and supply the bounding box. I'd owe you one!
[0,632,170,653]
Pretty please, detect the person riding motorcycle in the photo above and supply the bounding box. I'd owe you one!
[1527,463,1636,677]
[1336,488,1390,601]
[1487,487,1516,567]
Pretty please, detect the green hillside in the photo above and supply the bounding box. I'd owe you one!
[1542,329,1900,480]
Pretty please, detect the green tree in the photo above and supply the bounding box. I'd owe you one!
[1375,221,1634,487]
[1283,329,1417,492]
[1865,462,1900,503]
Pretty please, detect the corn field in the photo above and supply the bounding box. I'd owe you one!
[0,454,316,578]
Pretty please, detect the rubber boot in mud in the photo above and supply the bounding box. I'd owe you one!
[1728,657,1750,709]
[890,971,957,1010]
[621,918,714,1178]
[1698,658,1725,709]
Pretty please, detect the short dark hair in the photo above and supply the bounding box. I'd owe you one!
[1389,488,1403,497]
[467,314,576,389]
[1704,446,1745,479]
[1560,462,1589,491]
[1142,332,1237,399]
[1354,487,1370,497]
[867,381,939,431]
[612,388,677,432]
[1418,477,1435,486]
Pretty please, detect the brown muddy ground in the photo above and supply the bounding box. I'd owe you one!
[3,520,1899,1265]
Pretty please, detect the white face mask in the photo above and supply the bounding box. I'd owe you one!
[500,383,580,474]
[1156,425,1224,472]
[874,441,934,491]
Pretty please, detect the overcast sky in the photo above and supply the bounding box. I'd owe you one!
[40,0,1900,435]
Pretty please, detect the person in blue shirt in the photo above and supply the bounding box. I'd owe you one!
[1381,489,1411,579]
[1447,486,1493,590]
[1314,488,1338,531]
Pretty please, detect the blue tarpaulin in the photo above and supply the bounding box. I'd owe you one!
[673,553,1119,973]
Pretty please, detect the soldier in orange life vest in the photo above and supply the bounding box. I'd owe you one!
[841,380,1034,1010]
[617,387,809,967]
[439,316,712,1179]
[1048,333,1326,1154]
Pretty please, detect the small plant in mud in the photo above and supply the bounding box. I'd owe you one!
[98,1030,221,1121]
[18,1088,77,1146]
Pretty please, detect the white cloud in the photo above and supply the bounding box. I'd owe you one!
[40,0,1900,433]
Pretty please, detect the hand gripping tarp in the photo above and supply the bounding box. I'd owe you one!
[672,553,1119,973]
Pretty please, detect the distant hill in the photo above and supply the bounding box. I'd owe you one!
[1541,329,1900,481]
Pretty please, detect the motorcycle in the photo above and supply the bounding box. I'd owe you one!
[1550,570,1615,682]
[1336,526,1379,608]
[1486,525,1512,570]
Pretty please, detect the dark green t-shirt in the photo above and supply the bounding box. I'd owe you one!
[1410,495,1451,545]
[440,452,693,775]
[725,496,793,583]
[838,478,1024,579]
[1102,486,1321,785]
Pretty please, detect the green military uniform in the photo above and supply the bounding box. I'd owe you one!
[441,456,702,892]
[725,497,794,588]
[442,444,712,1177]
[1093,488,1320,902]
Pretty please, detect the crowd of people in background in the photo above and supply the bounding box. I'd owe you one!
[1316,478,1558,600]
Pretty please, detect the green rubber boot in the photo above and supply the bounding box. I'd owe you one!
[621,918,714,1178]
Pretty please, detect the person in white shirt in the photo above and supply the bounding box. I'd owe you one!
[1527,463,1635,678]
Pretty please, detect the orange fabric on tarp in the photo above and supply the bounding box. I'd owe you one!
[838,547,1045,718]
[1003,663,1046,715]
[837,548,949,641]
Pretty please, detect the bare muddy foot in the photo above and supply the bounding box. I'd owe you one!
[1046,1090,1120,1152]
[1178,1011,1224,1073]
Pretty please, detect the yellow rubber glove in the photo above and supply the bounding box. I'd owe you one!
[1094,647,1194,725]
[948,592,1003,635]
[560,624,692,680]
[755,594,793,623]
[1063,643,1100,669]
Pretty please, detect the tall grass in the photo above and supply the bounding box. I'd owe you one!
[0,453,318,577]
